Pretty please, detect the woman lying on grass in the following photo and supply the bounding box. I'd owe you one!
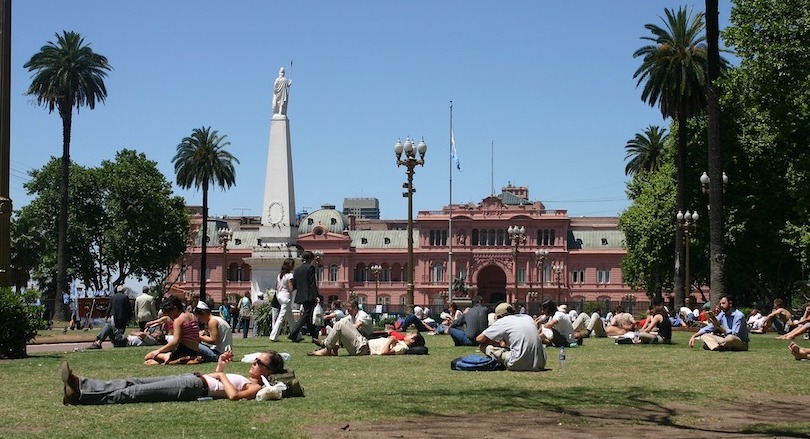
[60,350,286,405]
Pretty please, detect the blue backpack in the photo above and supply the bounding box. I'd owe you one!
[451,354,505,371]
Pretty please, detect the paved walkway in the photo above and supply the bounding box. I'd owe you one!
[26,340,112,354]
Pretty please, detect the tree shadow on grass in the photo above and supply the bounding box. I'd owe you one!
[347,385,810,438]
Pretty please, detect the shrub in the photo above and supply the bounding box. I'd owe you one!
[0,287,42,358]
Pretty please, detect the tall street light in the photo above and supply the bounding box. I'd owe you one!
[535,249,548,300]
[508,225,527,304]
[217,227,233,303]
[395,137,427,309]
[371,263,382,309]
[676,210,698,308]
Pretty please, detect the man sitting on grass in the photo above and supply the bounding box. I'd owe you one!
[476,302,546,371]
[689,295,749,351]
[751,298,792,334]
[308,317,425,356]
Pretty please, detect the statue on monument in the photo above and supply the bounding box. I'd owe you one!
[272,67,292,116]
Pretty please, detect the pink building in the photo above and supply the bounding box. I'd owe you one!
[170,185,631,312]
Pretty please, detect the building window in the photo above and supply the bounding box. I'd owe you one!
[179,263,187,282]
[597,269,611,284]
[242,264,251,281]
[401,296,407,307]
[489,229,496,246]
[329,264,339,282]
[572,270,585,285]
[354,264,367,282]
[601,238,608,245]
[543,265,552,285]
[497,229,505,246]
[471,229,479,245]
[517,267,526,285]
[431,262,444,283]
[307,218,314,225]
[381,266,391,282]
[384,237,391,245]
[234,238,242,245]
[228,263,240,282]
[361,238,368,244]
[205,267,211,281]
[331,218,337,225]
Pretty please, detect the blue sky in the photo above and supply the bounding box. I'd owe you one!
[10,1,735,220]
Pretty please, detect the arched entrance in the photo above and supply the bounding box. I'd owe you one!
[476,265,507,304]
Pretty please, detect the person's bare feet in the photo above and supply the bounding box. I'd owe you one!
[788,342,803,360]
[307,348,333,356]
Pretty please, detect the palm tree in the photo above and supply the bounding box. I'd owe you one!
[172,127,239,303]
[624,125,668,176]
[633,7,709,307]
[705,0,727,297]
[24,31,111,301]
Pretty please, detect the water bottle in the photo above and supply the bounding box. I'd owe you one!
[558,346,566,370]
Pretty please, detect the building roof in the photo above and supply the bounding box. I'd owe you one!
[347,230,418,249]
[568,230,625,250]
[298,204,350,234]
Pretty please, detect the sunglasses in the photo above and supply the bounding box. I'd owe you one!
[253,358,270,369]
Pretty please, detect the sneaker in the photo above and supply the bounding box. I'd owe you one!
[86,341,102,350]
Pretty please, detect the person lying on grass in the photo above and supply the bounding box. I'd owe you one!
[307,318,425,356]
[788,342,810,360]
[60,350,285,405]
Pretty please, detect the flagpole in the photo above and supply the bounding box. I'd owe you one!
[448,100,454,302]
[490,140,494,195]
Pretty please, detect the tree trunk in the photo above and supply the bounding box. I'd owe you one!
[199,183,208,303]
[674,111,687,307]
[57,104,72,309]
[705,0,726,300]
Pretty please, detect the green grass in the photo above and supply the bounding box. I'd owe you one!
[1,332,808,438]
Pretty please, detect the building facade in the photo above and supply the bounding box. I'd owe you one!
[169,185,631,312]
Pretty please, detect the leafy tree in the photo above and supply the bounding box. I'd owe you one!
[624,125,668,176]
[12,152,189,303]
[100,149,190,286]
[633,7,724,306]
[718,0,810,303]
[172,127,239,303]
[24,31,112,298]
[619,163,678,299]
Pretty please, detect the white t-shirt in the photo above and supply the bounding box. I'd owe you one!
[368,337,409,355]
[551,310,574,343]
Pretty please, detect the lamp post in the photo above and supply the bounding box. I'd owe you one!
[508,225,527,304]
[535,249,548,299]
[553,263,563,304]
[217,227,233,303]
[371,263,382,308]
[394,137,427,309]
[676,210,698,307]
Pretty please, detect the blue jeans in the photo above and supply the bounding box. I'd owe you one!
[241,318,250,338]
[448,327,476,346]
[96,322,127,347]
[76,373,206,405]
[401,314,433,332]
[198,343,220,363]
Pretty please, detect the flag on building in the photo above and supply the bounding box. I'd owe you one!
[451,129,461,171]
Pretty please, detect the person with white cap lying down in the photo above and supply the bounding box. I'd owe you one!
[60,350,286,405]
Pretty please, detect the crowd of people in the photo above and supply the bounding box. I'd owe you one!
[63,260,810,404]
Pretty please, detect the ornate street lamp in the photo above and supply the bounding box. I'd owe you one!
[508,225,527,304]
[217,227,233,302]
[370,263,382,307]
[677,210,698,307]
[394,137,427,309]
[535,249,548,299]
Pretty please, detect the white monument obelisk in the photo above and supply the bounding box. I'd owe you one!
[246,67,298,296]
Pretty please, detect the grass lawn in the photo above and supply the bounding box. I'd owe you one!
[1,331,809,438]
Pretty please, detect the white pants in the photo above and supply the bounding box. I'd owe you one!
[571,312,606,337]
[269,292,296,341]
